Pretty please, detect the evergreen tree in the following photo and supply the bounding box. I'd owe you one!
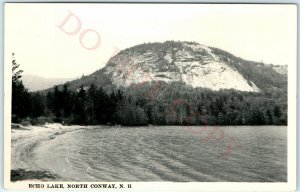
[52,86,63,121]
[62,84,72,118]
[94,87,108,124]
[30,92,45,120]
[11,53,32,122]
[87,84,97,124]
[73,86,87,125]
[266,109,273,124]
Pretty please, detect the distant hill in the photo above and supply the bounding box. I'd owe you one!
[22,75,74,92]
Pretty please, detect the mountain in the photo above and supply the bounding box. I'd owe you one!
[48,41,287,93]
[39,41,287,126]
[22,75,74,92]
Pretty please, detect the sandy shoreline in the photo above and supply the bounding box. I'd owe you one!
[11,123,89,181]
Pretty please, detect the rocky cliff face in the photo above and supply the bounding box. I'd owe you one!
[104,41,260,92]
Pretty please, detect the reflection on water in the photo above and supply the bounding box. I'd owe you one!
[34,126,287,182]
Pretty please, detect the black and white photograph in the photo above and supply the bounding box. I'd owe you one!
[3,3,297,191]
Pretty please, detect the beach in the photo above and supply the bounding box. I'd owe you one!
[11,123,88,181]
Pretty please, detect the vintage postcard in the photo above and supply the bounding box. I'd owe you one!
[3,3,297,191]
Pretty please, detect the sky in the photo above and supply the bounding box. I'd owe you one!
[5,3,297,78]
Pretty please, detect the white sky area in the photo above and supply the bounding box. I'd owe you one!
[5,3,297,78]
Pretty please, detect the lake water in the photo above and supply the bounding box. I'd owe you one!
[33,126,287,182]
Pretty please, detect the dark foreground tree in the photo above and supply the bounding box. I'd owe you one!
[11,53,32,122]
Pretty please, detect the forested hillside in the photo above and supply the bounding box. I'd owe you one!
[11,41,288,126]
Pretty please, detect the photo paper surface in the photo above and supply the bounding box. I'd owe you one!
[3,3,297,191]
